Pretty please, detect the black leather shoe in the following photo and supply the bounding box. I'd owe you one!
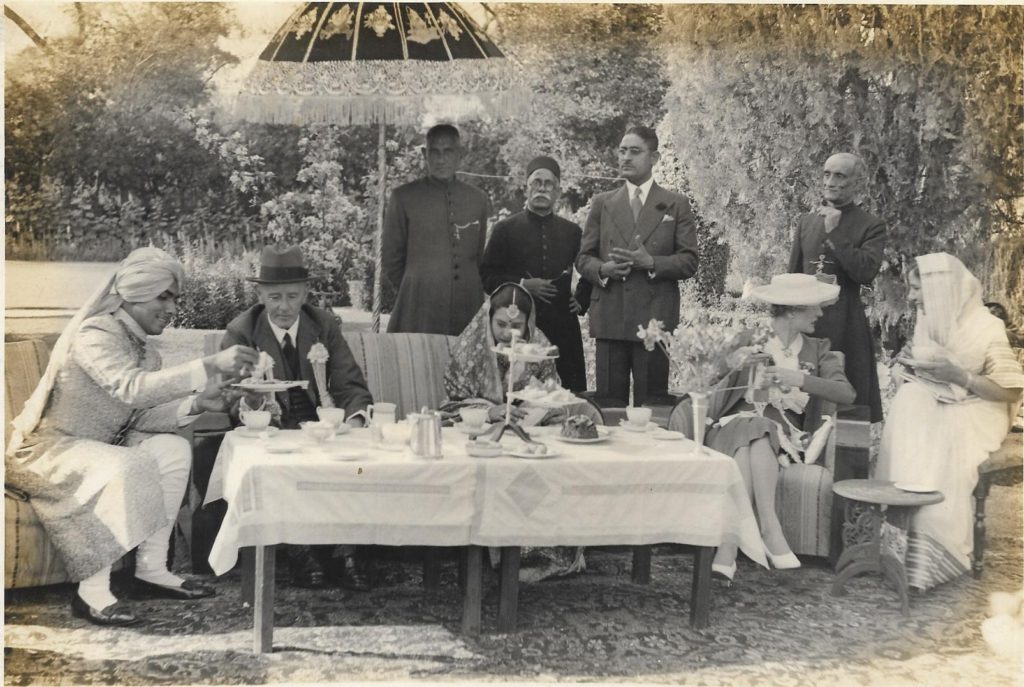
[290,548,328,589]
[133,577,216,600]
[71,594,139,626]
[330,556,371,592]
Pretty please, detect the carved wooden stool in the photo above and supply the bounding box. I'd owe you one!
[831,479,944,616]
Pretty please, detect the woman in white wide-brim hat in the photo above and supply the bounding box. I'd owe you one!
[704,273,856,582]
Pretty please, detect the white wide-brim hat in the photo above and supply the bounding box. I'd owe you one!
[749,273,840,306]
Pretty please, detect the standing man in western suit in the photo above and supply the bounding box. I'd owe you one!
[222,245,374,591]
[576,126,699,406]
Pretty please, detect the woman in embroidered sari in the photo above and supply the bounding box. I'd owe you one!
[443,282,560,424]
[876,253,1023,590]
[704,273,856,582]
[444,282,585,581]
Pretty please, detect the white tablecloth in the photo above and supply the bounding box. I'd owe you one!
[206,426,768,575]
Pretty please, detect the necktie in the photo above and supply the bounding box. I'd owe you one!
[631,187,643,222]
[282,332,300,378]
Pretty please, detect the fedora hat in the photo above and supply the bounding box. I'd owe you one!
[749,273,840,306]
[247,246,310,284]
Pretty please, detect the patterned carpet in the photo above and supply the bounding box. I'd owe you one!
[5,486,1022,686]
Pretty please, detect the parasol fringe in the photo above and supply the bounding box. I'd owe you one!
[233,89,528,127]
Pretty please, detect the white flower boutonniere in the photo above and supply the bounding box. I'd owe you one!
[307,342,332,407]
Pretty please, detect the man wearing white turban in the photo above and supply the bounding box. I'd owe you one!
[6,247,259,626]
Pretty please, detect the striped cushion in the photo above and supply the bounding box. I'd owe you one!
[776,464,833,557]
[5,490,70,588]
[343,332,458,421]
[4,339,50,449]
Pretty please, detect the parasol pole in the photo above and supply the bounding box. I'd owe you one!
[371,117,387,333]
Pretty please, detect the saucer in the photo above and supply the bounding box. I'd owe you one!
[651,429,685,441]
[236,426,279,438]
[619,420,658,433]
[456,422,493,435]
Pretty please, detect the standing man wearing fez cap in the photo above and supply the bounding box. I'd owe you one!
[480,155,591,392]
[221,245,374,591]
[382,123,491,335]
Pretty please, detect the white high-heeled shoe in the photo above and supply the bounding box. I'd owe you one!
[711,561,737,581]
[766,549,801,570]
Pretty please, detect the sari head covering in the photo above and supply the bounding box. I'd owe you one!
[444,282,558,405]
[7,247,184,456]
[912,253,1002,360]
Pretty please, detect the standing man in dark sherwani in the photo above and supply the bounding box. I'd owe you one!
[480,156,591,392]
[576,126,699,406]
[382,124,491,335]
[789,152,886,422]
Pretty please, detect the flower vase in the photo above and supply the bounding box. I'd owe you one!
[690,391,709,457]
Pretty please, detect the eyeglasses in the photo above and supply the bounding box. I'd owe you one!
[528,179,557,190]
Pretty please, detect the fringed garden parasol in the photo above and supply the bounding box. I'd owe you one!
[235,2,526,331]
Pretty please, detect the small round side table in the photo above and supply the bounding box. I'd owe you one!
[831,479,944,615]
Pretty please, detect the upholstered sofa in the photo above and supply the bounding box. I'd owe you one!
[4,330,461,589]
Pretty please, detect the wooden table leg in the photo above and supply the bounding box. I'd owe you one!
[240,546,255,606]
[690,546,713,629]
[461,545,482,636]
[632,545,652,585]
[253,544,276,654]
[497,546,520,633]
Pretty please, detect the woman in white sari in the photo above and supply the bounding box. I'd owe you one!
[876,253,1023,590]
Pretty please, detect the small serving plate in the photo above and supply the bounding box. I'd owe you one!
[894,482,938,493]
[618,420,659,433]
[235,426,280,439]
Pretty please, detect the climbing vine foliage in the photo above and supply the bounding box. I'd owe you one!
[660,5,1023,337]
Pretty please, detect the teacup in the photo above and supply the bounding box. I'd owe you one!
[241,409,271,431]
[379,423,410,448]
[300,420,335,443]
[459,407,489,429]
[317,406,347,429]
[625,406,652,428]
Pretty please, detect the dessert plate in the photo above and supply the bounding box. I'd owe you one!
[894,482,938,493]
[619,420,659,433]
[235,426,280,439]
[507,448,560,459]
[490,346,559,362]
[555,435,608,444]
[233,380,309,392]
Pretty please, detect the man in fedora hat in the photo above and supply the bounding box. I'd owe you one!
[222,245,373,590]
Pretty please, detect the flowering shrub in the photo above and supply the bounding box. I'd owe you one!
[637,305,770,394]
[172,245,259,329]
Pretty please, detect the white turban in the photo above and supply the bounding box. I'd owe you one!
[112,247,184,304]
[7,247,185,456]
